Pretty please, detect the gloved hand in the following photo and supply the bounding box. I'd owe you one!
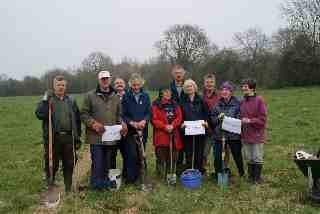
[42,90,54,101]
[218,112,225,121]
[75,139,82,150]
[166,125,173,133]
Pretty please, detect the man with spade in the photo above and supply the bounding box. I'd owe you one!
[35,75,82,194]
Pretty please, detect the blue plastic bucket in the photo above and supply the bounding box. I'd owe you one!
[180,169,202,189]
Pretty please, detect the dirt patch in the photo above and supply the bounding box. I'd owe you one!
[73,149,91,191]
[121,192,151,214]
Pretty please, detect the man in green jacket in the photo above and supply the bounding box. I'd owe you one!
[81,70,127,190]
[35,75,81,193]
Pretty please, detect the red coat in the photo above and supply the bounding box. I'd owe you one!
[151,99,183,151]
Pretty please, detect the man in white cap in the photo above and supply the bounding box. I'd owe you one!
[81,70,127,190]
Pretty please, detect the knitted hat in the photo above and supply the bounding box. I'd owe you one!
[220,81,235,92]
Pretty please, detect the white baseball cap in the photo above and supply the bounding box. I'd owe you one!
[98,70,111,79]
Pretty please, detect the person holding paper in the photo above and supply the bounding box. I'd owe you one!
[151,86,183,178]
[121,73,151,184]
[210,81,245,179]
[180,79,209,173]
[240,78,267,184]
[81,70,127,190]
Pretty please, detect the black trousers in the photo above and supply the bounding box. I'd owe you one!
[123,133,146,183]
[118,137,127,178]
[214,140,244,175]
[184,135,206,172]
[44,134,77,191]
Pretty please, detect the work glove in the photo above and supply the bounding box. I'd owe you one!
[166,125,173,133]
[42,90,54,101]
[218,112,225,121]
[75,139,82,150]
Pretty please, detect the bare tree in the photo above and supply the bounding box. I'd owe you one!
[271,28,296,54]
[233,28,271,75]
[281,0,320,52]
[155,24,211,69]
[81,51,113,73]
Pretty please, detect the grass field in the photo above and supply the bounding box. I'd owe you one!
[1,87,320,213]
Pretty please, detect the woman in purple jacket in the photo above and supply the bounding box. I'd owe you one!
[240,78,267,184]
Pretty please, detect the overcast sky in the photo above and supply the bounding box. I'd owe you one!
[0,0,286,80]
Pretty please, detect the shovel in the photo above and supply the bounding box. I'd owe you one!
[136,129,152,192]
[167,132,176,186]
[218,134,229,187]
[43,99,60,208]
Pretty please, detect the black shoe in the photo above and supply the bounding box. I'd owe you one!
[247,163,254,182]
[253,164,263,184]
[211,172,218,180]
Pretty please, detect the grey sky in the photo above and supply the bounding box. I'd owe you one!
[0,0,285,80]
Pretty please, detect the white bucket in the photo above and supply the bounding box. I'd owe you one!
[108,169,122,191]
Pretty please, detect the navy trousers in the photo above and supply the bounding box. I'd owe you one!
[90,144,117,189]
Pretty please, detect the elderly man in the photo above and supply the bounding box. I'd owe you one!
[202,74,220,173]
[113,77,128,178]
[35,75,81,193]
[170,64,188,166]
[81,70,127,190]
[170,64,187,105]
[114,77,126,100]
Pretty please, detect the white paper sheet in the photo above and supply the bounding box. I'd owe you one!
[101,125,122,142]
[222,116,241,134]
[184,120,206,136]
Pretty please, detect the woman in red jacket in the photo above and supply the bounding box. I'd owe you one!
[151,87,183,179]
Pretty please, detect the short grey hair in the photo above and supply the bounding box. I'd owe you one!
[53,75,67,84]
[183,79,198,93]
[128,73,145,87]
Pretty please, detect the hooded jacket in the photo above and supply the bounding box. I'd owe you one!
[151,98,183,150]
[81,85,121,145]
[240,95,267,144]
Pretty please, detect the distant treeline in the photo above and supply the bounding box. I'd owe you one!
[1,0,319,97]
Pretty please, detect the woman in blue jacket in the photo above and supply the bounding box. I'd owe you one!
[121,73,151,184]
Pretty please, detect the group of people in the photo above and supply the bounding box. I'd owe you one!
[35,64,268,193]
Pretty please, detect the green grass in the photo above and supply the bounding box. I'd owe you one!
[0,87,320,213]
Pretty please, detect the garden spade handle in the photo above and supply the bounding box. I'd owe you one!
[192,135,195,169]
[48,99,53,184]
[169,133,173,175]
